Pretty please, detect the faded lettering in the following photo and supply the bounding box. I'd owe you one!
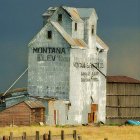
[81,71,99,82]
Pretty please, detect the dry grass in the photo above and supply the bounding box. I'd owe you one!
[0,125,140,140]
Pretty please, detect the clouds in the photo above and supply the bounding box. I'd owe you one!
[106,27,140,80]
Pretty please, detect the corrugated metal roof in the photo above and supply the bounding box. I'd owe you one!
[0,88,27,97]
[96,35,109,51]
[74,39,88,48]
[62,6,83,22]
[51,21,87,48]
[25,100,45,108]
[107,76,140,84]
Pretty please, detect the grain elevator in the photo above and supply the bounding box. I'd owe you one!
[28,6,109,125]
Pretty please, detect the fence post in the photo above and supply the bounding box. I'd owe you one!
[78,136,82,140]
[22,132,26,140]
[73,130,77,140]
[61,130,64,140]
[43,133,48,140]
[3,136,8,140]
[48,130,51,140]
[36,131,40,140]
[9,132,13,140]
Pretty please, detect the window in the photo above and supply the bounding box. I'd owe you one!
[58,14,62,22]
[47,31,52,39]
[75,23,77,31]
[91,25,94,35]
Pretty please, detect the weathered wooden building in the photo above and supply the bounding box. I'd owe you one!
[28,6,109,125]
[106,76,140,124]
[0,100,45,126]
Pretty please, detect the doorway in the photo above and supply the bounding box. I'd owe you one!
[88,104,98,123]
[54,110,59,125]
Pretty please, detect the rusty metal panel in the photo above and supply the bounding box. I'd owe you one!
[107,76,140,83]
[91,104,98,113]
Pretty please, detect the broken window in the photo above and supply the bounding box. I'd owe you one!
[75,22,77,31]
[58,14,62,22]
[91,25,94,35]
[47,31,52,39]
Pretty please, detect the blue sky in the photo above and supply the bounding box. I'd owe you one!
[0,0,140,92]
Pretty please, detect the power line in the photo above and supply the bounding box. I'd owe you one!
[2,68,28,97]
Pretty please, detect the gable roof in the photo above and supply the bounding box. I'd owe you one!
[25,100,45,108]
[28,21,88,48]
[43,6,97,22]
[107,76,140,84]
[31,6,108,50]
[0,100,45,112]
[96,35,109,51]
[62,6,83,22]
[77,8,98,19]
[51,21,88,48]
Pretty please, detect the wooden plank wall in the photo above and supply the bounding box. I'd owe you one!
[0,102,31,126]
[106,83,140,124]
[31,108,45,124]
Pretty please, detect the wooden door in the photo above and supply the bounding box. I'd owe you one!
[88,113,94,123]
[54,110,56,125]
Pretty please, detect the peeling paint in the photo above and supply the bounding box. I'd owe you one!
[28,6,108,125]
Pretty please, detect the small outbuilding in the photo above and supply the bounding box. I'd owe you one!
[0,100,45,126]
[106,76,140,124]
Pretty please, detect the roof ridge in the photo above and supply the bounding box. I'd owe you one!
[51,21,76,46]
[96,35,109,50]
[51,21,87,48]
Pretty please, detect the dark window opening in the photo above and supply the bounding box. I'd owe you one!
[75,23,77,31]
[58,14,62,22]
[47,31,52,39]
[91,25,94,35]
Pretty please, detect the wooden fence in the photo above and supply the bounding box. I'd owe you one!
[0,130,82,140]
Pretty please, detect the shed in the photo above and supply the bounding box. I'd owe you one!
[0,100,45,126]
[106,76,140,124]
